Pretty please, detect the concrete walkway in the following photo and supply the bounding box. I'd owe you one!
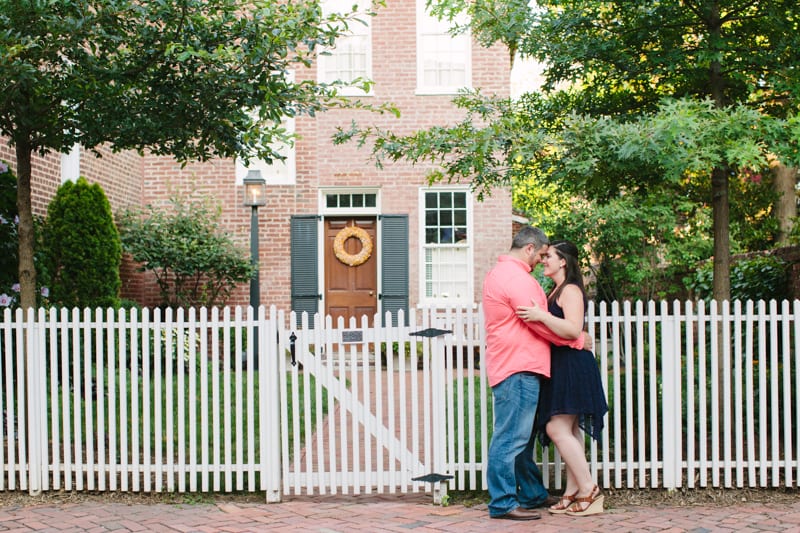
[1,492,800,532]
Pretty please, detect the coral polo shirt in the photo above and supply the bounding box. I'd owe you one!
[482,255,584,387]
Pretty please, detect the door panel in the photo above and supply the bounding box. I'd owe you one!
[325,218,378,325]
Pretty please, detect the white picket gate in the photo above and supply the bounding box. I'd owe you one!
[0,299,799,500]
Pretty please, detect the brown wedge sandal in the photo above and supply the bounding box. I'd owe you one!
[564,485,604,516]
[548,492,577,514]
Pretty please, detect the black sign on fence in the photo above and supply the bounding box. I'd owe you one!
[341,330,364,344]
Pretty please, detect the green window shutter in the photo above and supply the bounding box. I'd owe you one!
[380,214,409,326]
[290,215,320,327]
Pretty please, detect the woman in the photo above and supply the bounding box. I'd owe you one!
[516,240,608,516]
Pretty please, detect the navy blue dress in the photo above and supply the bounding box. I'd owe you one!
[536,294,608,446]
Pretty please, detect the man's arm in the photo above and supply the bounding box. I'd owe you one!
[509,280,584,349]
[524,320,585,349]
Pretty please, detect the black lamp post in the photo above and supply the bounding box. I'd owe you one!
[243,169,266,366]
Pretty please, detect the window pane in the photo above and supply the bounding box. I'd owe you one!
[425,248,468,299]
[440,228,453,243]
[418,24,469,91]
[426,227,439,244]
[340,194,351,207]
[440,193,453,208]
[440,210,453,226]
[454,192,466,208]
[454,209,467,226]
[320,0,371,87]
[327,195,338,208]
[353,194,364,207]
[366,194,376,207]
[425,192,438,208]
[425,210,438,226]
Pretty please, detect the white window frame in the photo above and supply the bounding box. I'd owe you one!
[318,0,373,97]
[235,113,296,186]
[418,186,473,306]
[60,144,80,183]
[319,187,381,217]
[416,0,471,95]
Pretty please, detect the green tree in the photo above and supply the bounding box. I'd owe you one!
[0,0,382,310]
[119,196,255,309]
[43,177,121,309]
[340,1,800,301]
[524,1,800,302]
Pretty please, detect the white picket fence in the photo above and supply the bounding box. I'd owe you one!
[0,299,798,500]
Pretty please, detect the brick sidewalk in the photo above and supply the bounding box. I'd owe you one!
[1,493,800,532]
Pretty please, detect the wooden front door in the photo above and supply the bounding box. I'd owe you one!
[325,217,378,325]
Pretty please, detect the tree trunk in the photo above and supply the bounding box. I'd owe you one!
[707,5,730,303]
[15,139,37,311]
[772,164,798,246]
[711,165,731,302]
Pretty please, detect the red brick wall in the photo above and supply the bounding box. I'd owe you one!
[0,140,143,217]
[1,139,63,217]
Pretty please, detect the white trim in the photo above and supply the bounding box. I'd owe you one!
[60,144,80,183]
[318,187,381,216]
[235,117,296,186]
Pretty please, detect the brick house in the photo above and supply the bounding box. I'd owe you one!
[1,1,513,324]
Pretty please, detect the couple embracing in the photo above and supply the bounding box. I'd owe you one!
[482,226,608,521]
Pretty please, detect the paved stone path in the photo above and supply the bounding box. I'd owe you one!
[1,493,800,532]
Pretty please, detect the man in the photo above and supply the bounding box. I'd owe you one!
[482,226,587,520]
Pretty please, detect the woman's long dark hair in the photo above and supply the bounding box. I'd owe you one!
[548,240,587,311]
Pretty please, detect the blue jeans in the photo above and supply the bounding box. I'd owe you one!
[487,372,548,517]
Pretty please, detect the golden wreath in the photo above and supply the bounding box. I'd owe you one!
[333,225,373,266]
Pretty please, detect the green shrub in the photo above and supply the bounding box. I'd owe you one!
[118,195,255,309]
[42,177,121,309]
[687,254,788,302]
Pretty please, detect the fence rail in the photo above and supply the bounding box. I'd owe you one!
[0,299,798,499]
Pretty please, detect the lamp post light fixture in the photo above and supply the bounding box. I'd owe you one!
[243,169,266,367]
[243,169,267,306]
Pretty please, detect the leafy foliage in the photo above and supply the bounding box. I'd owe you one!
[541,194,712,303]
[42,177,121,309]
[687,255,788,303]
[341,0,800,301]
[119,196,255,309]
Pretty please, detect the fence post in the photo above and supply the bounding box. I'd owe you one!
[26,308,46,495]
[660,301,680,489]
[263,305,282,503]
[431,330,447,504]
[410,315,453,504]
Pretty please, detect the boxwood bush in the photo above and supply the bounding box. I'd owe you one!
[43,177,121,309]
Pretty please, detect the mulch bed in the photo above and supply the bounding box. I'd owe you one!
[0,487,797,508]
